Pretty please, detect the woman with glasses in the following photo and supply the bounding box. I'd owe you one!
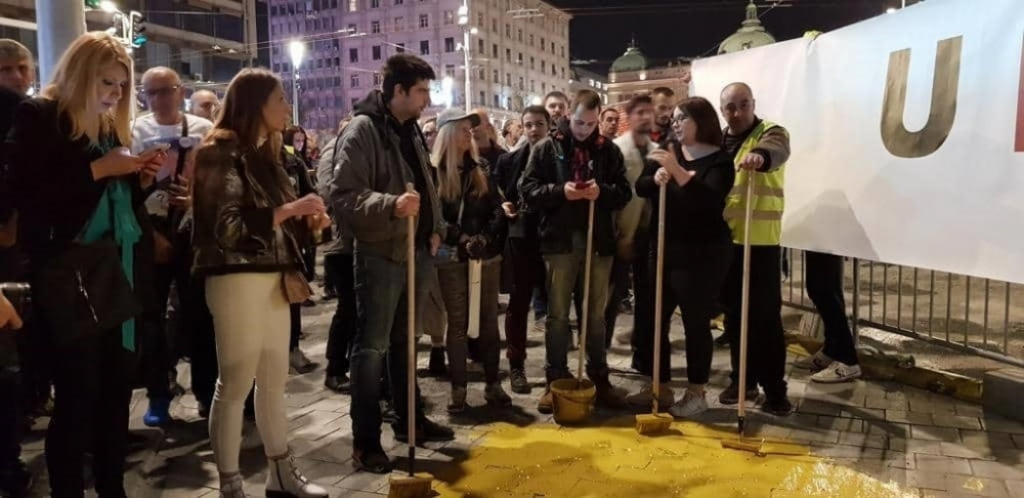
[636,96,735,419]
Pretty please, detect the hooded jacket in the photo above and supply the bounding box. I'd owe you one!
[330,91,444,263]
[437,155,506,262]
[520,119,631,256]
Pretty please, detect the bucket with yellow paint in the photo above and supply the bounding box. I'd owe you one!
[550,378,596,424]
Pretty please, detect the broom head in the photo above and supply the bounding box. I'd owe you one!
[635,413,673,435]
[388,473,433,498]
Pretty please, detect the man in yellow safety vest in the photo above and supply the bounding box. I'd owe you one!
[717,82,793,416]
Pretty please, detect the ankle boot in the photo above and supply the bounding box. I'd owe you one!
[265,453,328,498]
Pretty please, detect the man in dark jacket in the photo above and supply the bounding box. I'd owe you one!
[521,89,633,413]
[492,105,549,395]
[331,54,453,474]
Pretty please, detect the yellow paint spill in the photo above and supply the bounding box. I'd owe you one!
[428,421,916,498]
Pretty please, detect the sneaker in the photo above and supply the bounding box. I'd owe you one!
[532,319,546,334]
[428,347,447,377]
[510,368,531,394]
[143,397,172,427]
[301,298,317,308]
[447,386,467,414]
[352,446,392,474]
[485,382,512,406]
[761,396,794,416]
[324,374,351,393]
[810,362,862,383]
[537,387,554,414]
[794,350,833,372]
[289,349,319,375]
[615,330,633,346]
[393,418,455,443]
[626,385,675,409]
[718,382,759,406]
[668,390,709,419]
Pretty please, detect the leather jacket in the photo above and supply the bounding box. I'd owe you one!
[191,136,306,277]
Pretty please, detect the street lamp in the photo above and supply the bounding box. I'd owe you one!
[289,40,306,125]
[458,1,472,113]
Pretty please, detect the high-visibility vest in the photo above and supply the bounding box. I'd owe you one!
[723,120,786,246]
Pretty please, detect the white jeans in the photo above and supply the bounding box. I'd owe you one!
[206,272,290,473]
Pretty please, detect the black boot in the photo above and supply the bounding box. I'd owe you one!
[587,367,628,409]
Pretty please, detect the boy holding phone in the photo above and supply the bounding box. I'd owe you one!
[521,89,633,413]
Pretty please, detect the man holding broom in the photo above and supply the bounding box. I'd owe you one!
[521,89,633,414]
[717,82,794,416]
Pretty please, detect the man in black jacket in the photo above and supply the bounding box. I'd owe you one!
[332,54,453,474]
[522,89,632,413]
[493,105,550,395]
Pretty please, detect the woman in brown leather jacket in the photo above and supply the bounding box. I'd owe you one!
[191,68,329,498]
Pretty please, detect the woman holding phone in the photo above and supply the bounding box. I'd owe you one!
[635,96,735,419]
[7,32,166,497]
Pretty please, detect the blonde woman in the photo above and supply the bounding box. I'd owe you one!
[7,32,165,497]
[192,68,329,498]
[431,109,510,413]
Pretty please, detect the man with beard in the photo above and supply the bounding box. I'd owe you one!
[651,87,676,145]
[332,54,455,474]
[543,90,569,129]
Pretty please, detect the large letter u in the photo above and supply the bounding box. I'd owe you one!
[881,36,962,158]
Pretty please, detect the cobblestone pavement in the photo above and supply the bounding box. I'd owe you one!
[18,288,1024,497]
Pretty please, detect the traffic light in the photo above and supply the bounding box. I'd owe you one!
[129,11,146,48]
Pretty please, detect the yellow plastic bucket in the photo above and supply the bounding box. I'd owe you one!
[550,378,596,425]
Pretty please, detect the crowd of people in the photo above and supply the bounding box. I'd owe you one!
[0,35,864,498]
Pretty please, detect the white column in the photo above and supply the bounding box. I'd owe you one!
[36,0,86,84]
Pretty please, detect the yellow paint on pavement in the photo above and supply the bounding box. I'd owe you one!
[429,421,916,498]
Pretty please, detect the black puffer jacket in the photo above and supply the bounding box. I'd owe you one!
[191,135,306,276]
[520,121,631,256]
[438,156,506,262]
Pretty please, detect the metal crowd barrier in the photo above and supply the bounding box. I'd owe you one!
[781,249,1024,370]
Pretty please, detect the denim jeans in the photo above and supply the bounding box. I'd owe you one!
[350,250,432,450]
[324,252,357,375]
[542,232,613,382]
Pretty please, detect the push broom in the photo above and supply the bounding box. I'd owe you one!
[389,184,433,498]
[635,182,673,435]
[721,172,767,455]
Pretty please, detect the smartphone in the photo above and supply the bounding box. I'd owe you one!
[574,180,594,190]
[141,143,172,156]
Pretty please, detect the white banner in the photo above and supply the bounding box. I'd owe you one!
[690,0,1024,284]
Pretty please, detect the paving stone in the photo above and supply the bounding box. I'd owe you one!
[837,432,889,450]
[914,455,973,475]
[911,425,962,442]
[956,403,987,418]
[959,430,1018,451]
[940,442,997,461]
[943,474,1010,497]
[932,414,984,431]
[888,410,936,426]
[1004,480,1024,498]
[907,470,951,491]
[969,460,1024,480]
[982,417,1024,435]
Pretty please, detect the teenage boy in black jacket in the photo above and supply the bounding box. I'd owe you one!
[521,89,632,414]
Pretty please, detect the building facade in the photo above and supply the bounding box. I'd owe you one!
[605,40,690,106]
[0,0,259,96]
[569,65,608,105]
[267,0,572,134]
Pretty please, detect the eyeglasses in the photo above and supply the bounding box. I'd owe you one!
[143,85,181,98]
[672,114,689,124]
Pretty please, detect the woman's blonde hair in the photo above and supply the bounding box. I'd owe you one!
[42,32,134,146]
[431,120,487,203]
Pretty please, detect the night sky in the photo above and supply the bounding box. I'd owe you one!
[545,0,915,72]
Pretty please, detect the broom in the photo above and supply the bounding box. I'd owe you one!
[574,197,596,390]
[636,182,672,435]
[389,183,433,498]
[720,171,764,455]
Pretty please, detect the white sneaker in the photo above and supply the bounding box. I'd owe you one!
[626,385,674,409]
[668,390,709,419]
[810,362,862,383]
[794,350,833,371]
